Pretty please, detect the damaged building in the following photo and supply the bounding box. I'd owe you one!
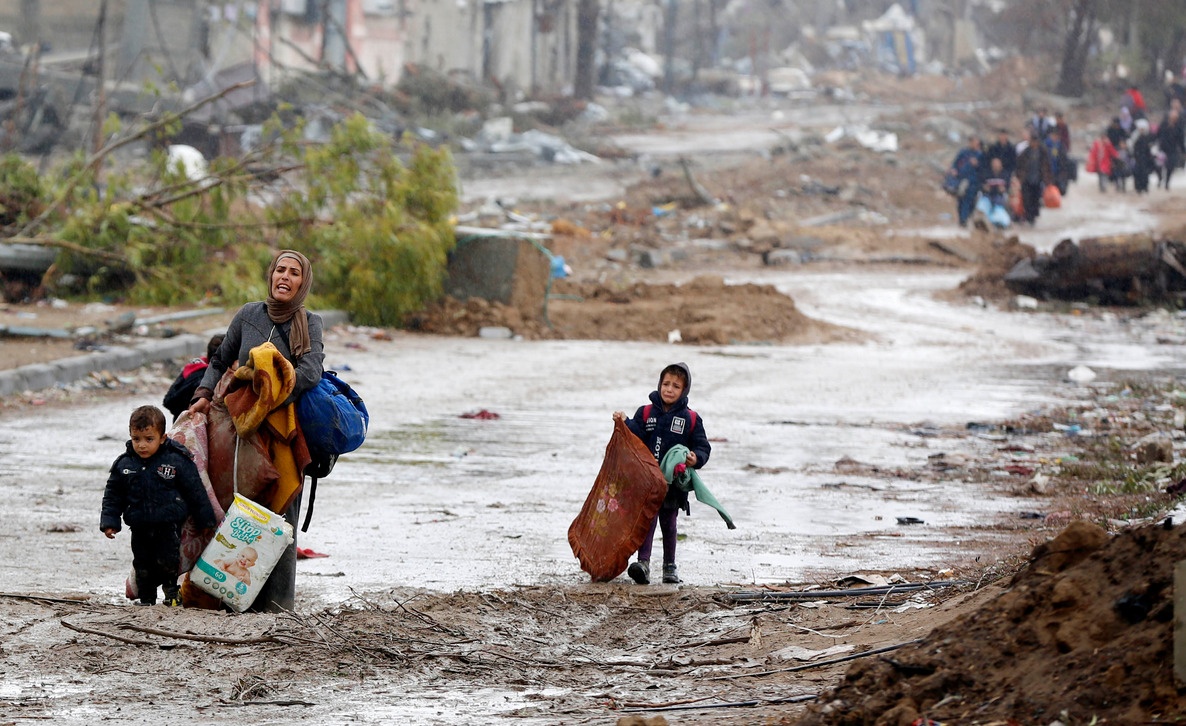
[0,0,580,154]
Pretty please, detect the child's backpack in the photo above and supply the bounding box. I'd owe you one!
[296,370,369,531]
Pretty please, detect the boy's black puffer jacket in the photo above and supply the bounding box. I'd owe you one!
[99,438,217,532]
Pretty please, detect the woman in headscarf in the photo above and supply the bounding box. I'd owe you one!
[188,249,325,611]
[190,250,324,411]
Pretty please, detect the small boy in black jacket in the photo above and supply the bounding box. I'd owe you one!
[613,362,711,585]
[100,405,216,606]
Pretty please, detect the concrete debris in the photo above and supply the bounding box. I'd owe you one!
[469,127,601,165]
[1004,237,1186,305]
[1133,434,1174,465]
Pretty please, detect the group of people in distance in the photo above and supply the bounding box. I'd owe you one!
[1087,84,1185,194]
[947,81,1186,231]
[945,109,1072,230]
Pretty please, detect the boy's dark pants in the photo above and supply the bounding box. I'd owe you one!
[131,524,181,602]
[637,506,680,565]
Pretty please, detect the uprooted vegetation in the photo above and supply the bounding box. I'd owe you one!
[1,103,458,326]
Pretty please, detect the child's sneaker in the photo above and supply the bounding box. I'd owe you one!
[627,560,650,585]
[662,563,680,584]
[136,599,156,606]
[163,587,181,607]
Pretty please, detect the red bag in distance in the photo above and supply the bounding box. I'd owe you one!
[1043,184,1062,209]
[1011,189,1024,218]
[568,419,669,581]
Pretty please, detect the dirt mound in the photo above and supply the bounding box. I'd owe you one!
[409,275,862,345]
[547,275,862,344]
[955,234,1037,302]
[797,520,1186,725]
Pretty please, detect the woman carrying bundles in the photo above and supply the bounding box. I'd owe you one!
[188,249,325,612]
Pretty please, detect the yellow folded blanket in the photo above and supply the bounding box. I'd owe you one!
[225,342,296,437]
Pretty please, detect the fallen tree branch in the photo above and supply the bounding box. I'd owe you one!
[678,156,718,205]
[118,623,280,644]
[217,699,315,708]
[0,591,95,606]
[617,695,714,709]
[1,237,128,263]
[675,634,750,649]
[705,639,924,681]
[61,619,156,646]
[16,80,255,239]
[724,580,967,602]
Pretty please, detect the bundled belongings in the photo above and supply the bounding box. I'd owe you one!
[568,419,669,581]
[296,370,369,459]
[659,444,735,529]
[183,342,310,610]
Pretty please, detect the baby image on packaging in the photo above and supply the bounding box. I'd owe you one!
[214,546,258,585]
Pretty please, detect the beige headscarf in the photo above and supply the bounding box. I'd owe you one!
[264,249,313,358]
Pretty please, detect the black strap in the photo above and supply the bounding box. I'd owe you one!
[301,477,317,533]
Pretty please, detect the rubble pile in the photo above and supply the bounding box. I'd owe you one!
[1004,232,1186,306]
[799,520,1186,725]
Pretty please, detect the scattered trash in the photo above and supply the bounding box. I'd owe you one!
[460,409,501,420]
[772,643,855,662]
[296,547,329,559]
[1013,295,1039,310]
[1052,423,1083,437]
[478,326,514,339]
[46,523,82,533]
[1114,591,1152,624]
[896,516,925,525]
[1066,365,1097,384]
[836,573,890,588]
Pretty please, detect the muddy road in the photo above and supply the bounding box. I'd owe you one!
[5,93,1186,723]
[5,262,1186,724]
[6,267,1172,602]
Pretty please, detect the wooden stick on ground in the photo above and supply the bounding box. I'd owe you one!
[619,693,818,713]
[217,699,315,708]
[118,623,280,645]
[61,619,156,646]
[705,639,925,681]
[0,592,94,606]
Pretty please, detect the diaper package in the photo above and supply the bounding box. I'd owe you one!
[191,494,294,612]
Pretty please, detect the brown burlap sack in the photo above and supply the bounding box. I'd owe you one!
[568,419,669,581]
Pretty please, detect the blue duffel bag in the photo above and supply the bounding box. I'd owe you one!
[296,370,369,531]
[297,370,369,458]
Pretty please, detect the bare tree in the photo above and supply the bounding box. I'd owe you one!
[1056,0,1099,97]
[662,0,679,94]
[574,0,600,99]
